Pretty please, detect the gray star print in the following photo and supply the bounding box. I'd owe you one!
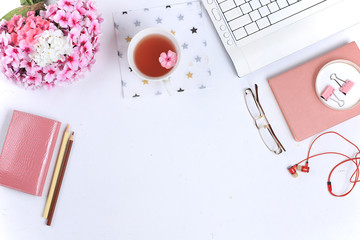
[121,81,127,87]
[177,14,184,21]
[114,22,119,30]
[134,20,141,27]
[203,41,207,47]
[195,56,202,62]
[155,17,162,24]
[182,43,188,49]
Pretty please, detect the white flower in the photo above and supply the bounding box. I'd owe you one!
[30,30,73,67]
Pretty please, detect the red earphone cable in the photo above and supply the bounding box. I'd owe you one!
[293,131,360,197]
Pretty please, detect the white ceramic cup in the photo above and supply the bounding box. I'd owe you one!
[127,28,181,95]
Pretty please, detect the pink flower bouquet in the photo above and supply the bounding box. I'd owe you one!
[0,0,103,89]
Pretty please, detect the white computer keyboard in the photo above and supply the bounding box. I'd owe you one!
[217,0,327,40]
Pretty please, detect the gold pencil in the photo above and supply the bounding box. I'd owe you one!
[47,132,74,226]
[43,124,70,219]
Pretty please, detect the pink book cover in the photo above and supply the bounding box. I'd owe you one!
[0,110,61,196]
[268,42,360,142]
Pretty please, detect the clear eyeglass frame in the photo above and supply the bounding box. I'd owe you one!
[244,84,286,155]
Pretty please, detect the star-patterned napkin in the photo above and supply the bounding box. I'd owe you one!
[113,1,212,99]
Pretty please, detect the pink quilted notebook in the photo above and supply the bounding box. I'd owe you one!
[0,110,61,196]
[269,42,360,141]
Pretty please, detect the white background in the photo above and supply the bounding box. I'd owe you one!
[1,0,360,240]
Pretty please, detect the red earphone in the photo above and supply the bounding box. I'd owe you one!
[288,131,360,197]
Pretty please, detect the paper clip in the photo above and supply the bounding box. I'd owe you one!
[330,73,355,95]
[321,85,345,107]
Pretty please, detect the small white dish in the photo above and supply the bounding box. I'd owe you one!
[315,59,360,110]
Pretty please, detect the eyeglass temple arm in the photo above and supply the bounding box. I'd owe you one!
[255,84,286,152]
[267,123,286,152]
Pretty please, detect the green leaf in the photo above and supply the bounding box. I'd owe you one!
[1,7,29,21]
[20,0,34,6]
[33,0,43,3]
[1,2,45,21]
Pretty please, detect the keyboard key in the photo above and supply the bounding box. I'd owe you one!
[228,14,252,30]
[249,0,261,10]
[268,0,323,24]
[233,27,247,40]
[219,0,236,12]
[259,6,270,17]
[276,0,289,8]
[256,17,270,29]
[240,3,252,14]
[288,0,298,4]
[260,0,270,4]
[245,22,259,34]
[249,10,261,21]
[224,7,243,21]
[268,2,280,12]
[235,0,246,6]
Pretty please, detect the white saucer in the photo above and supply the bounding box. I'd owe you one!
[315,60,360,110]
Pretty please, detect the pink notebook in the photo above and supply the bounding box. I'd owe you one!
[0,110,61,196]
[269,42,360,141]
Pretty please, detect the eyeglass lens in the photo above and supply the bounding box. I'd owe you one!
[244,90,262,120]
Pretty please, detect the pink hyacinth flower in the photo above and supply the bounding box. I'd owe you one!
[43,65,58,83]
[58,0,75,12]
[53,10,69,28]
[159,50,177,69]
[43,5,58,19]
[7,15,24,34]
[68,10,82,28]
[69,27,81,43]
[66,51,80,70]
[19,40,33,56]
[89,20,100,35]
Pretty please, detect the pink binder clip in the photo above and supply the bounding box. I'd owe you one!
[339,80,355,95]
[330,73,355,95]
[321,85,345,107]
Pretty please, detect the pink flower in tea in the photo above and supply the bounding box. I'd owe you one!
[159,50,177,69]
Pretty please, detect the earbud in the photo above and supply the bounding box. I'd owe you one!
[296,161,310,173]
[288,165,298,178]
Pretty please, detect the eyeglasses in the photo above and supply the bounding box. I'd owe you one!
[244,84,285,155]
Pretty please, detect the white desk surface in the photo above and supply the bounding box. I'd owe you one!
[1,1,360,239]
